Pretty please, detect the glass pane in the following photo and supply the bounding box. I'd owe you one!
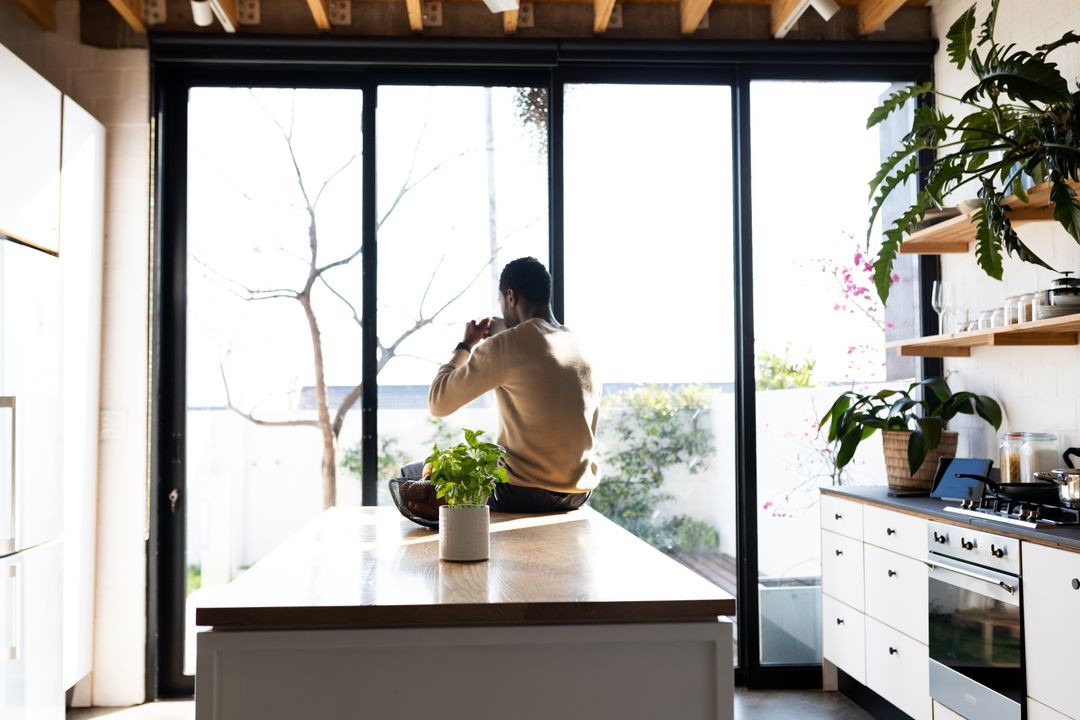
[185,87,365,673]
[751,81,918,665]
[373,86,550,496]
[563,83,738,652]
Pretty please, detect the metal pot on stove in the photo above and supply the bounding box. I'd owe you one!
[1034,448,1080,507]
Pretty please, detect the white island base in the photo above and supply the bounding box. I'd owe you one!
[197,621,733,720]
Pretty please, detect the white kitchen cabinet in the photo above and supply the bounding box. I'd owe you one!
[821,495,863,541]
[865,616,931,720]
[0,541,63,720]
[1023,542,1080,719]
[822,530,864,611]
[0,44,61,254]
[0,240,63,553]
[863,505,927,562]
[1029,698,1073,720]
[60,95,105,690]
[864,544,929,644]
[822,594,865,684]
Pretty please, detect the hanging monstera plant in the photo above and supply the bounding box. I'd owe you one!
[866,0,1080,303]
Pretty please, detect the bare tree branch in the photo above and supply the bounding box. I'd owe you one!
[313,149,363,209]
[418,252,446,317]
[317,275,362,328]
[193,255,300,302]
[219,361,318,429]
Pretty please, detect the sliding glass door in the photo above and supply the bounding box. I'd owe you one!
[749,80,919,666]
[563,83,738,653]
[183,86,366,673]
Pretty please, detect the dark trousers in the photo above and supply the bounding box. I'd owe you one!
[400,461,589,513]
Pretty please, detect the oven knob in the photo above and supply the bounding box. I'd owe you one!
[991,544,1005,559]
[1072,578,1079,591]
[888,647,898,655]
[961,538,975,550]
[836,618,844,625]
[933,531,948,544]
[886,528,896,536]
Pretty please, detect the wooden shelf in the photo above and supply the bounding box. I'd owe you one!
[887,312,1080,357]
[899,181,1075,255]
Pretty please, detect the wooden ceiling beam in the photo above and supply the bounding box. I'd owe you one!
[857,0,906,34]
[16,0,55,31]
[594,0,617,32]
[679,0,711,33]
[105,0,147,33]
[406,0,424,31]
[504,8,520,32]
[307,0,332,30]
[770,0,808,37]
[209,0,238,32]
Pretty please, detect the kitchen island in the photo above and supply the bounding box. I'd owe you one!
[195,506,735,720]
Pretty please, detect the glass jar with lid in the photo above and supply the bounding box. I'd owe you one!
[991,308,1005,328]
[1020,433,1059,482]
[1018,293,1036,322]
[978,310,995,330]
[1003,296,1022,325]
[999,432,1025,483]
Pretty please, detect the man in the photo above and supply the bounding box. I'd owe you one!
[402,257,600,516]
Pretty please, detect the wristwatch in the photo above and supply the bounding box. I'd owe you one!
[455,341,472,354]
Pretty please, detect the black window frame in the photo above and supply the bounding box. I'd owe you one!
[149,36,935,699]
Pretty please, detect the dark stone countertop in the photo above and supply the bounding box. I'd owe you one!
[822,485,1080,552]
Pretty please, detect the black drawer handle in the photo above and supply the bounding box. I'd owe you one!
[835,549,843,556]
[835,513,843,520]
[991,544,1005,559]
[888,569,897,577]
[961,538,975,550]
[886,528,896,536]
[836,618,844,625]
[1072,578,1079,591]
[888,647,898,655]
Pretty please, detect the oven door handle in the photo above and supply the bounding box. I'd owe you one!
[925,558,1018,596]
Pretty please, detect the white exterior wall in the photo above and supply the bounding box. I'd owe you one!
[0,1,150,707]
[931,0,1080,456]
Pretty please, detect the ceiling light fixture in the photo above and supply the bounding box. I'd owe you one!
[190,0,214,26]
[808,0,840,22]
[481,0,519,14]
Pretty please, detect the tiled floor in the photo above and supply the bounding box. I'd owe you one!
[68,689,871,719]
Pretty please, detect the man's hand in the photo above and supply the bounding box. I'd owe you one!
[463,317,492,348]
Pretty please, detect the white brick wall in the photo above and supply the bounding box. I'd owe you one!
[931,0,1080,457]
[0,0,149,708]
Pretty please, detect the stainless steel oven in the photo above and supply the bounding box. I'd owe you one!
[927,522,1022,720]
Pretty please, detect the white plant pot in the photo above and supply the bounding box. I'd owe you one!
[439,505,490,562]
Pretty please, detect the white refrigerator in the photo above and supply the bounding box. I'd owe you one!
[0,237,65,720]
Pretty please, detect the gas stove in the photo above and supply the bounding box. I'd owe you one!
[943,495,1080,529]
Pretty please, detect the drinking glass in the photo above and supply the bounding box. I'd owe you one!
[931,281,947,332]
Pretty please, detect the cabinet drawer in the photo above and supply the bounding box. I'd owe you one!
[865,544,928,644]
[1029,698,1073,720]
[821,495,862,541]
[822,530,864,611]
[933,701,967,720]
[822,595,865,684]
[864,505,927,561]
[1023,542,1080,719]
[866,616,931,720]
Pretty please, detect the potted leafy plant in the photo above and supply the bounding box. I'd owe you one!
[425,428,508,562]
[819,377,1002,492]
[866,0,1080,302]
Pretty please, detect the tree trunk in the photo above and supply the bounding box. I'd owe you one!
[300,293,337,509]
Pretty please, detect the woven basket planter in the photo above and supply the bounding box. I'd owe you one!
[882,430,959,493]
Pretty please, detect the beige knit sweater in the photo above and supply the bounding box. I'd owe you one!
[428,318,601,494]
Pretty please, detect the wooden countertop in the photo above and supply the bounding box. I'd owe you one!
[195,506,735,630]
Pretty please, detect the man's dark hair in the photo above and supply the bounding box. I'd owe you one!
[498,257,551,305]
